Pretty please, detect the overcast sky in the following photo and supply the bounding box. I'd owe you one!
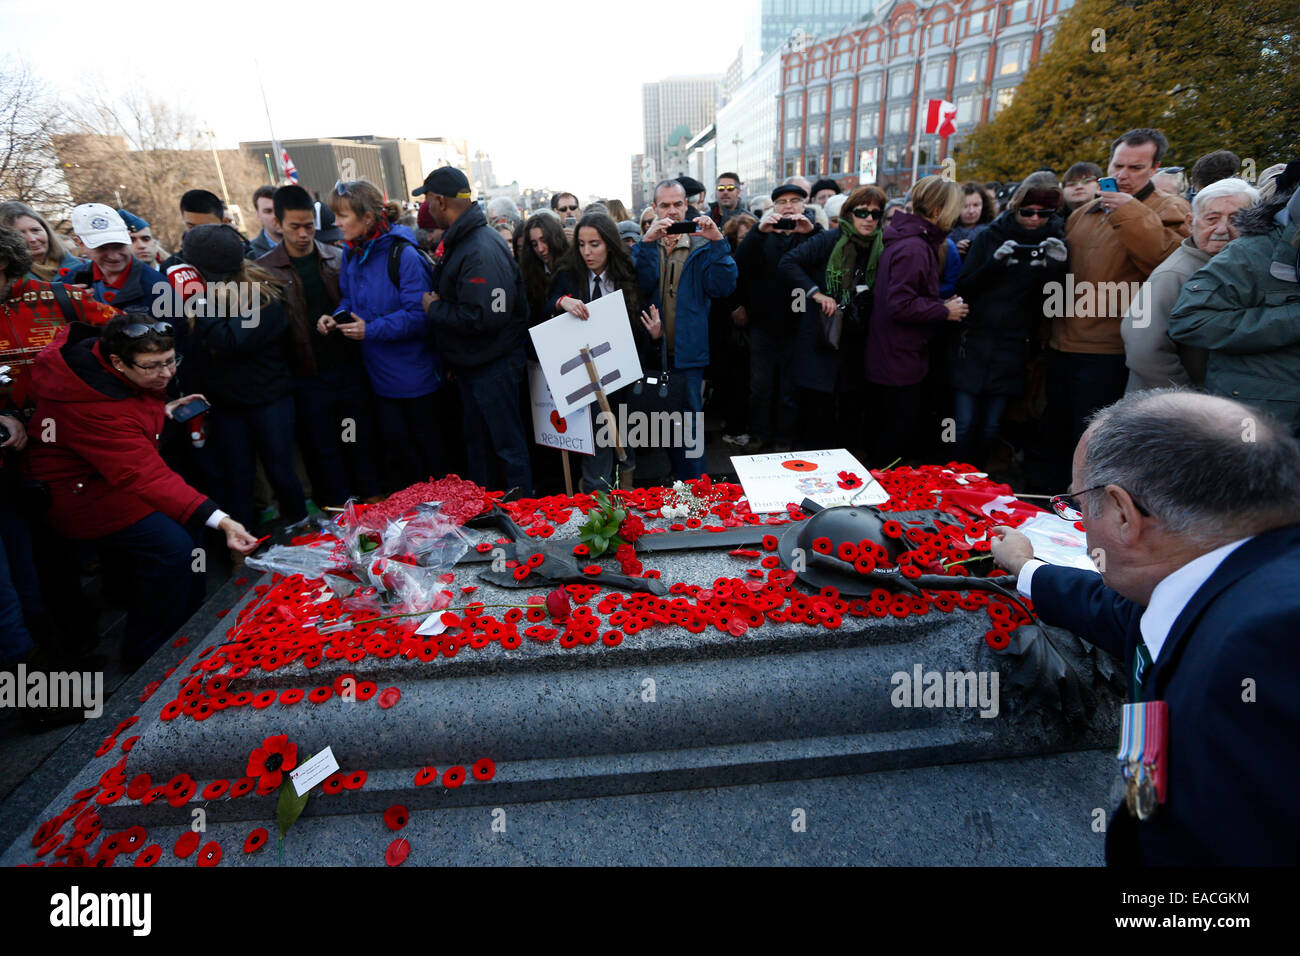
[1,0,756,204]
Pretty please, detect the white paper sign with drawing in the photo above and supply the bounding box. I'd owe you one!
[527,362,595,455]
[528,290,644,418]
[731,448,889,513]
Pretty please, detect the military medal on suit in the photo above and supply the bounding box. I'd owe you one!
[1118,641,1168,821]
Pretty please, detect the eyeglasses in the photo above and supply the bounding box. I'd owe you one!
[716,185,739,192]
[1050,484,1150,522]
[1064,178,1097,187]
[131,354,182,372]
[557,204,579,213]
[851,207,883,220]
[122,321,173,338]
[1017,208,1054,219]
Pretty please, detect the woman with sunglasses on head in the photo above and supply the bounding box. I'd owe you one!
[317,179,445,491]
[28,314,259,669]
[779,185,888,455]
[181,223,308,532]
[947,171,1068,470]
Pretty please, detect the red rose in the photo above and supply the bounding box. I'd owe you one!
[546,588,571,622]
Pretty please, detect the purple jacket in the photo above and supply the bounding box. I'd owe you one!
[865,211,951,386]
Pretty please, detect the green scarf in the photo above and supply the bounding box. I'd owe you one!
[825,217,883,304]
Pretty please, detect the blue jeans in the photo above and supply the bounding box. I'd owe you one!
[952,390,1010,469]
[210,395,307,527]
[667,367,707,481]
[457,348,534,495]
[0,529,33,664]
[296,365,383,505]
[98,512,204,668]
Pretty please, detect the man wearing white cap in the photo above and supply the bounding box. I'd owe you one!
[64,202,168,316]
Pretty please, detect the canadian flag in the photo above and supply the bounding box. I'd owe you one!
[924,99,958,138]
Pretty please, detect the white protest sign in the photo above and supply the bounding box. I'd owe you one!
[528,289,644,417]
[527,361,595,456]
[731,448,888,514]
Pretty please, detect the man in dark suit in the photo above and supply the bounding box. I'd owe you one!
[990,389,1300,865]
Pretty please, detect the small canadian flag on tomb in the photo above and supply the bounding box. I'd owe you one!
[925,99,958,138]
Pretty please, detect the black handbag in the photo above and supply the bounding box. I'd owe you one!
[629,329,690,416]
[816,305,844,350]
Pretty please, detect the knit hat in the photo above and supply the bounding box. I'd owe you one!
[181,224,246,282]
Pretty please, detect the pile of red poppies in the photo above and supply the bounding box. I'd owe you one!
[18,466,1044,866]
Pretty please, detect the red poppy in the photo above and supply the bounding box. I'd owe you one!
[201,779,230,800]
[836,470,864,490]
[442,765,465,788]
[377,686,401,709]
[414,766,437,786]
[602,629,624,646]
[126,773,152,801]
[472,758,495,782]
[279,689,305,705]
[321,772,345,795]
[244,828,268,853]
[229,776,256,798]
[384,805,409,830]
[135,844,162,867]
[583,565,603,576]
[174,830,200,858]
[307,686,333,704]
[196,841,222,867]
[246,734,298,790]
[385,837,410,866]
[984,629,1011,651]
[343,770,367,790]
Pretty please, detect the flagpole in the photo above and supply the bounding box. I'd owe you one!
[255,59,283,184]
[910,26,929,189]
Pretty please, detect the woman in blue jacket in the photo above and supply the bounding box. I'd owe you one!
[318,180,442,489]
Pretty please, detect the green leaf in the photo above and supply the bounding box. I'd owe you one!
[593,535,609,554]
[276,768,311,840]
[611,508,627,525]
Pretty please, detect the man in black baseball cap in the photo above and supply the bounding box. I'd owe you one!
[412,166,474,200]
[418,167,534,494]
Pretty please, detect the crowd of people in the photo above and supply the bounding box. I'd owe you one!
[1,127,1297,686]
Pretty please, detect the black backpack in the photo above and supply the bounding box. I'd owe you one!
[387,237,435,289]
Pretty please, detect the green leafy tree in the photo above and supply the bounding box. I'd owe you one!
[956,0,1298,180]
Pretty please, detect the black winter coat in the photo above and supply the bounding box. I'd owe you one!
[732,219,823,335]
[948,210,1067,396]
[780,228,873,393]
[425,204,528,369]
[190,296,294,407]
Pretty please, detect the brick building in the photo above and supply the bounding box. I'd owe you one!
[778,0,1072,195]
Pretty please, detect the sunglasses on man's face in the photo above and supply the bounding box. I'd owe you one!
[716,185,738,192]
[1018,207,1054,219]
[557,204,579,213]
[851,207,883,220]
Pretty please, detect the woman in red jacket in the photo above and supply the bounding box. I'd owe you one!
[28,316,259,669]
